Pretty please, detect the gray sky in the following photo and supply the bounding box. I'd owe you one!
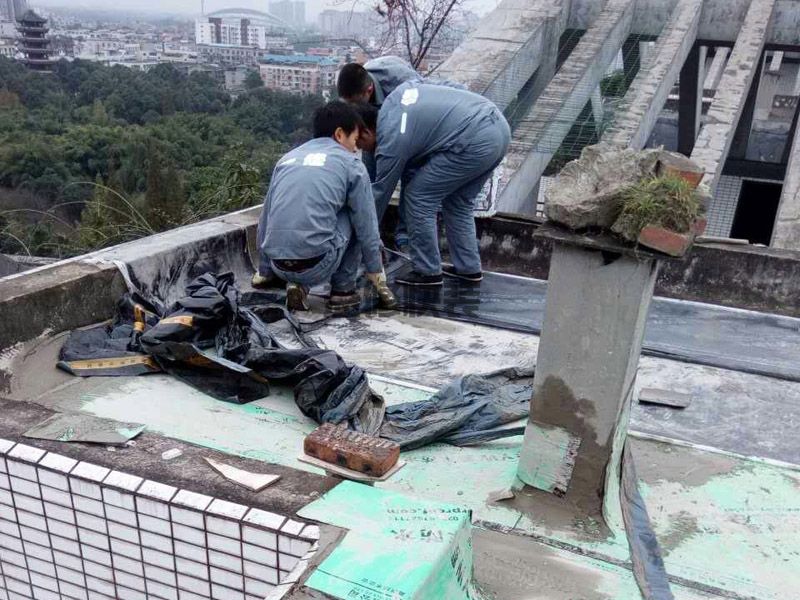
[39,0,500,20]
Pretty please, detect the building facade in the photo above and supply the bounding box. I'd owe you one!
[268,0,305,28]
[195,9,289,50]
[258,54,338,95]
[197,44,262,67]
[317,9,378,40]
[0,39,14,57]
[2,0,27,22]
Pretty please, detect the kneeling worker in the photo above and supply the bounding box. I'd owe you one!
[256,101,397,312]
[355,83,510,286]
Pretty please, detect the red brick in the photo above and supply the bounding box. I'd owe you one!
[304,424,400,476]
[657,152,704,188]
[638,225,693,257]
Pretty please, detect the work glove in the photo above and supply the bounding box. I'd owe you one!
[366,271,398,310]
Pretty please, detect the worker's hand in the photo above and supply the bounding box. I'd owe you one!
[366,271,398,310]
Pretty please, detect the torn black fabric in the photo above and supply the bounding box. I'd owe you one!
[57,272,384,429]
[57,271,536,447]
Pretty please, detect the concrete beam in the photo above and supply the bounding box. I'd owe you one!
[573,0,800,46]
[772,128,800,249]
[434,0,570,111]
[691,0,776,194]
[603,0,703,150]
[703,46,730,91]
[497,0,637,215]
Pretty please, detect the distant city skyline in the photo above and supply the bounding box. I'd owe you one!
[38,0,499,21]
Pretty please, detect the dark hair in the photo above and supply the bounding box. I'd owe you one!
[337,62,371,100]
[312,101,365,139]
[351,102,378,132]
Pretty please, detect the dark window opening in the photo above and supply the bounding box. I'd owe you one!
[730,180,783,245]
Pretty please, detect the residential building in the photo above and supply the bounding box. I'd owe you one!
[198,43,262,67]
[1,0,26,22]
[0,38,14,57]
[268,0,305,28]
[0,19,15,38]
[195,9,289,49]
[317,9,380,40]
[258,53,338,95]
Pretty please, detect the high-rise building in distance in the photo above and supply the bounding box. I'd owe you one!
[2,0,28,22]
[268,0,304,28]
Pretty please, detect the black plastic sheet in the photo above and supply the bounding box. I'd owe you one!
[388,264,800,382]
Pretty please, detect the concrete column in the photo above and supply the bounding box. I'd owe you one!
[703,46,730,91]
[435,0,570,111]
[621,36,641,88]
[730,52,766,160]
[638,40,653,65]
[678,42,705,156]
[773,121,800,249]
[516,234,659,518]
[591,86,604,129]
[603,0,703,150]
[690,0,776,194]
[496,0,636,216]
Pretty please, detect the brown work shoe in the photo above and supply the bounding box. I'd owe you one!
[286,283,310,311]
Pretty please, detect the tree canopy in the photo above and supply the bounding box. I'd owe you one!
[0,57,323,257]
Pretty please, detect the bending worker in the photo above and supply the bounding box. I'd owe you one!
[255,101,397,312]
[337,56,422,108]
[356,83,510,286]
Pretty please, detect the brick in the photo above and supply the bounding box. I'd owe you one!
[656,152,704,188]
[637,225,693,257]
[304,423,399,476]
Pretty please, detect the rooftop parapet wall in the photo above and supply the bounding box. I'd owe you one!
[3,205,800,356]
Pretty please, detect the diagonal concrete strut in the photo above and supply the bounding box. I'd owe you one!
[496,0,638,216]
[603,0,703,150]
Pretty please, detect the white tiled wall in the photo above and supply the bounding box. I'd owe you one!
[0,440,318,600]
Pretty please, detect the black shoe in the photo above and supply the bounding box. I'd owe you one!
[442,266,483,282]
[395,271,443,287]
[327,290,361,312]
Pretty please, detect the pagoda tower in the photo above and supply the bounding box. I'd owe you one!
[16,9,53,72]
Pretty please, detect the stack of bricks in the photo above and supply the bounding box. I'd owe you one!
[0,439,318,600]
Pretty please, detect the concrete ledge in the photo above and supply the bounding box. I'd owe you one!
[0,260,127,350]
[0,207,262,349]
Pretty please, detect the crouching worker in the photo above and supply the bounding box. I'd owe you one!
[255,101,397,313]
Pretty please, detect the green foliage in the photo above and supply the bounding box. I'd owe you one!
[600,71,627,98]
[244,70,264,90]
[613,175,702,242]
[0,56,322,258]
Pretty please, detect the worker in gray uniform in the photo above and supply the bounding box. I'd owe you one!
[255,101,397,312]
[338,56,425,253]
[355,82,510,286]
[337,55,422,108]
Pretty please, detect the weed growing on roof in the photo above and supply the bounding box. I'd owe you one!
[612,174,702,242]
